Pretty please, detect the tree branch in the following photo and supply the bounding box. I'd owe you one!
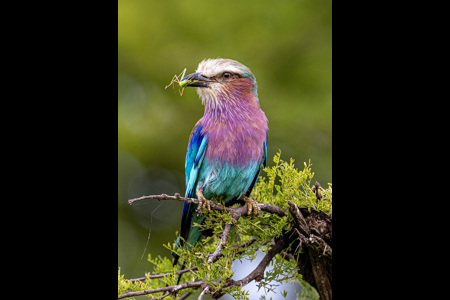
[208,223,232,263]
[118,280,206,299]
[288,201,310,237]
[128,193,286,218]
[198,286,209,300]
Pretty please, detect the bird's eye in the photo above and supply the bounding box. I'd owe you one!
[223,72,232,79]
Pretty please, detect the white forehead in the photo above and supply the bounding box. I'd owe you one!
[196,58,245,78]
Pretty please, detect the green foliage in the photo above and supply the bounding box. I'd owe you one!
[118,268,133,297]
[118,151,331,299]
[252,150,332,215]
[297,279,321,300]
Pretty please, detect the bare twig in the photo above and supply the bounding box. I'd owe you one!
[198,286,209,300]
[208,223,232,263]
[128,193,194,206]
[258,202,286,218]
[312,181,323,200]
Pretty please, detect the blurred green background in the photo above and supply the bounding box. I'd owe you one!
[118,0,331,298]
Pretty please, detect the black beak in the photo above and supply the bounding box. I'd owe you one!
[181,72,213,87]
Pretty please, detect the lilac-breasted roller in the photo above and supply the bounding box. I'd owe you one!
[173,58,268,267]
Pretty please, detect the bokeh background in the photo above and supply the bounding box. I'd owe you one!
[118,0,331,299]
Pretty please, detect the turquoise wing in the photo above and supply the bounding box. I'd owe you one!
[179,122,207,247]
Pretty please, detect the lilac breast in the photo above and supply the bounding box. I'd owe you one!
[200,93,268,167]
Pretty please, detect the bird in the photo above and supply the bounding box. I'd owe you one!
[172,58,268,276]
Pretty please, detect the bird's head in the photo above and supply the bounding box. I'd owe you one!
[181,58,259,109]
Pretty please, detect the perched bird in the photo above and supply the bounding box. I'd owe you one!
[173,58,268,270]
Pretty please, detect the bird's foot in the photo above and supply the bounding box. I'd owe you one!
[196,188,211,215]
[240,195,260,216]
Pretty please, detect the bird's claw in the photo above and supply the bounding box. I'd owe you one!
[241,195,260,216]
[196,194,211,215]
[197,198,211,214]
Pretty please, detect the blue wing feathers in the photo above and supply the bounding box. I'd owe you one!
[185,124,204,180]
[194,138,207,167]
[179,123,208,245]
[186,136,207,198]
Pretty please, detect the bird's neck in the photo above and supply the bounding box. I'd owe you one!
[203,94,259,123]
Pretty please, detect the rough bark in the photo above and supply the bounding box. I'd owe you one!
[288,201,332,300]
